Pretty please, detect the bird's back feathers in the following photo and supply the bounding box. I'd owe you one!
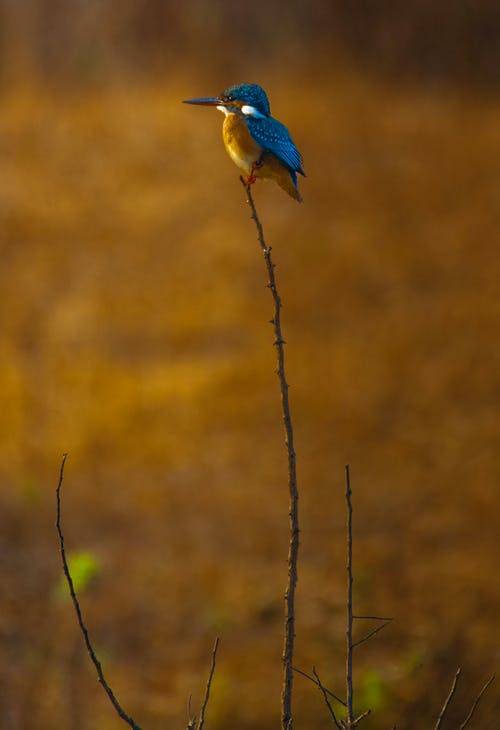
[246,116,305,177]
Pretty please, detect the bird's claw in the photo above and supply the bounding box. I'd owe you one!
[246,158,264,185]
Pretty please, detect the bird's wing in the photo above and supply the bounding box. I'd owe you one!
[246,116,304,175]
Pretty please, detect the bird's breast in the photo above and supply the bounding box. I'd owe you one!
[222,113,263,174]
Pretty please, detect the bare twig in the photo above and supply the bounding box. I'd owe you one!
[293,666,346,706]
[352,615,393,622]
[345,464,354,728]
[458,674,495,730]
[312,666,342,730]
[198,637,220,730]
[434,667,461,730]
[351,618,393,649]
[241,178,300,730]
[187,694,196,730]
[55,454,144,730]
[352,709,371,726]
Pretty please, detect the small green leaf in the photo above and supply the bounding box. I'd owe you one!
[359,668,388,712]
[57,551,101,598]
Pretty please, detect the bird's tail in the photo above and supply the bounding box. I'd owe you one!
[255,152,303,202]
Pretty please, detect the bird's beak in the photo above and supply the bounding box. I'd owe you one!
[182,96,222,106]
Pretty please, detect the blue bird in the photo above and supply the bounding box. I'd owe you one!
[184,83,305,202]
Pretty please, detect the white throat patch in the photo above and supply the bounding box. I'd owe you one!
[241,105,266,118]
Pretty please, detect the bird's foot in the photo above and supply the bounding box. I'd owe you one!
[246,159,264,185]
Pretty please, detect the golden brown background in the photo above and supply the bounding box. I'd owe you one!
[1,2,499,728]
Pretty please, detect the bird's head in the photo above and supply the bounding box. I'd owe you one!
[183,83,271,119]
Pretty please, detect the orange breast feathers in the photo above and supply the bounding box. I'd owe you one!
[222,113,262,175]
[222,113,302,202]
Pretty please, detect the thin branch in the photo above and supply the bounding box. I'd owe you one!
[293,666,346,706]
[351,619,393,649]
[345,464,354,728]
[241,177,300,730]
[55,454,144,730]
[312,666,343,730]
[434,667,461,730]
[352,615,393,622]
[198,637,220,730]
[458,674,495,730]
[352,709,371,726]
[187,694,196,730]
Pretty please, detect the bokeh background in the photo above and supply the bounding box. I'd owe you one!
[1,2,499,729]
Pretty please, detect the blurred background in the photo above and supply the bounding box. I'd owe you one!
[0,2,499,729]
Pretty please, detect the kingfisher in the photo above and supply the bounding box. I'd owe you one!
[183,83,305,202]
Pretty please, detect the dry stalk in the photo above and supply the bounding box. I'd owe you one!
[56,454,144,730]
[240,178,300,730]
[198,637,220,730]
[345,465,354,727]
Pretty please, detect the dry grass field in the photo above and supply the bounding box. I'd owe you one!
[0,65,499,729]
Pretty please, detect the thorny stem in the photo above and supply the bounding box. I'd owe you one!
[198,637,220,730]
[240,178,300,730]
[434,668,461,730]
[292,666,346,707]
[345,465,354,727]
[56,454,144,730]
[458,674,495,730]
[434,668,495,730]
[312,666,342,730]
[351,618,393,649]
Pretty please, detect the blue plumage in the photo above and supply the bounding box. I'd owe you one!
[246,116,304,177]
[222,83,271,116]
[221,83,304,178]
[184,82,305,200]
